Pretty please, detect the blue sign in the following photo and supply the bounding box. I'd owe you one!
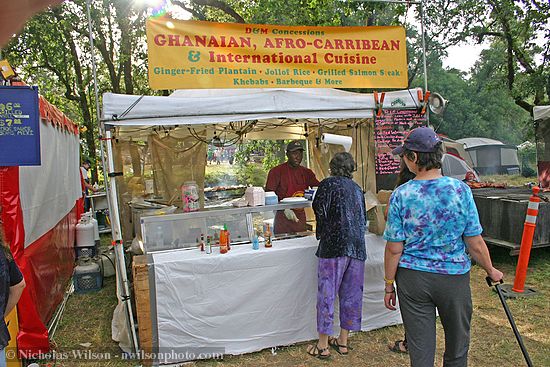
[0,86,41,166]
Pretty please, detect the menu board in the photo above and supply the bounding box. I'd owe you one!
[375,109,426,176]
[0,86,41,166]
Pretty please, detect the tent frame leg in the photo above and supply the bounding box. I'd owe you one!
[105,128,140,354]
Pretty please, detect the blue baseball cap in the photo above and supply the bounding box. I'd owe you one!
[392,126,441,155]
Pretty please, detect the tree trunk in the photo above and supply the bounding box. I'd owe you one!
[113,0,134,94]
[63,19,99,182]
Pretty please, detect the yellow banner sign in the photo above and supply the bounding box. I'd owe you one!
[147,18,408,90]
[0,59,16,79]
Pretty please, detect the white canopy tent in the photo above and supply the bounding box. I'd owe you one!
[102,88,422,126]
[100,87,423,357]
[102,87,423,243]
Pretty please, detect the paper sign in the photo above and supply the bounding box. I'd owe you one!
[375,110,426,175]
[0,86,41,166]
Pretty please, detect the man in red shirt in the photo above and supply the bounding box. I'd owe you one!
[265,141,320,235]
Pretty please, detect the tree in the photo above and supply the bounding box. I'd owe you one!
[170,0,434,88]
[422,0,550,113]
[4,0,152,181]
[4,5,100,179]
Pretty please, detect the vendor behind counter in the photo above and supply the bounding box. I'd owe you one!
[265,140,320,235]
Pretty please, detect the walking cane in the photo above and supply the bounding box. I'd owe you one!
[486,277,534,367]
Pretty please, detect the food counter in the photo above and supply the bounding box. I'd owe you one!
[133,227,402,365]
[139,201,316,253]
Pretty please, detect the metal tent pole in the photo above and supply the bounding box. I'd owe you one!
[86,0,139,354]
[105,128,140,354]
[353,0,430,120]
[419,0,430,123]
[85,0,112,201]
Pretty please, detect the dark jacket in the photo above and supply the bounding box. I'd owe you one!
[313,176,367,261]
[0,250,23,349]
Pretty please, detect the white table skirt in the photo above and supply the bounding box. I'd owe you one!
[150,233,402,363]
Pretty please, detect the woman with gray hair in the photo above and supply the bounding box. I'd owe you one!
[307,152,367,359]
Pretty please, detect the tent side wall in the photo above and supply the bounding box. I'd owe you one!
[466,146,520,175]
[0,110,81,355]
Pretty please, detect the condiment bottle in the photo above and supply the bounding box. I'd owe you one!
[264,223,272,248]
[198,234,205,251]
[252,233,259,250]
[219,228,228,254]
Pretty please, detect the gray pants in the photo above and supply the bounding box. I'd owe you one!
[396,267,472,367]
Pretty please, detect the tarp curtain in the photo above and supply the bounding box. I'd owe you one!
[112,130,207,242]
[308,119,375,194]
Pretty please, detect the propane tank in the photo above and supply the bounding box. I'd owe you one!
[74,256,102,293]
[88,211,100,247]
[98,250,116,278]
[76,214,95,258]
[76,215,95,248]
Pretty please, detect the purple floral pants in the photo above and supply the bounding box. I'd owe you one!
[317,256,365,335]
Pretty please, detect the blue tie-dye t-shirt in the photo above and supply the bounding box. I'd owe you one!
[383,176,482,275]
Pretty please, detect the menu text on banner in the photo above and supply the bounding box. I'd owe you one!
[374,109,426,189]
[147,19,408,90]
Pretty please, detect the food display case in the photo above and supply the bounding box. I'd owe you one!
[140,200,313,253]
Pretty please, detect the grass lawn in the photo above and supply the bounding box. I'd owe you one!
[40,241,550,367]
[480,174,537,187]
[205,162,238,179]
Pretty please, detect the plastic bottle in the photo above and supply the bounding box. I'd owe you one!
[252,235,259,250]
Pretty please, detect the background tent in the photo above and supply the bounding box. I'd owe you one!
[0,86,80,355]
[457,137,520,175]
[534,105,550,188]
[441,153,479,181]
[441,137,475,168]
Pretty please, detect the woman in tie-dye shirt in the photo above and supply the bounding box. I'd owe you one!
[383,127,503,367]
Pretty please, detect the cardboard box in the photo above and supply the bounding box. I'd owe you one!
[368,204,387,236]
[364,190,379,211]
[377,190,393,205]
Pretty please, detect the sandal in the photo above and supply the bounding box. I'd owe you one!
[328,337,352,355]
[388,340,408,354]
[306,343,331,360]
